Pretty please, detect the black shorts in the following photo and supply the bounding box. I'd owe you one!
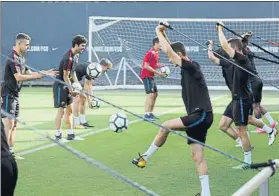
[249,77,263,103]
[53,82,73,108]
[232,98,252,126]
[1,156,18,196]
[180,109,213,145]
[1,95,19,118]
[143,77,158,94]
[223,101,233,119]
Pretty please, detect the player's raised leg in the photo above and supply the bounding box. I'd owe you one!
[260,105,278,128]
[248,115,277,145]
[132,118,184,167]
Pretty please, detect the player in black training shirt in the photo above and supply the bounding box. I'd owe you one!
[241,32,278,132]
[207,41,276,148]
[132,22,213,196]
[217,22,277,169]
[1,33,56,160]
[53,35,87,141]
[73,59,112,128]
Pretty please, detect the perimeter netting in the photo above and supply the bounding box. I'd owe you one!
[88,17,279,89]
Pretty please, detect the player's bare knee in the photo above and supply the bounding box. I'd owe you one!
[160,121,171,134]
[237,127,246,137]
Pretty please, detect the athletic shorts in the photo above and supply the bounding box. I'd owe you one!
[142,77,158,94]
[232,98,252,126]
[1,95,19,118]
[249,77,263,103]
[223,101,233,119]
[1,156,18,196]
[53,81,73,108]
[180,109,213,145]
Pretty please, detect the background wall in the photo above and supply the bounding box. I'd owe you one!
[1,2,278,69]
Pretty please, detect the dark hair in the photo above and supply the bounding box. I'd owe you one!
[16,33,31,41]
[72,34,87,47]
[153,37,159,46]
[170,41,186,56]
[228,38,243,52]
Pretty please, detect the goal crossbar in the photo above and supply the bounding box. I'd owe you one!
[89,16,279,22]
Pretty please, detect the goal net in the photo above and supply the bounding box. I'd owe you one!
[88,16,279,90]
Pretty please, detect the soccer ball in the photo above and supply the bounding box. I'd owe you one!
[86,62,103,79]
[90,98,100,109]
[72,82,82,92]
[160,66,170,77]
[109,112,129,133]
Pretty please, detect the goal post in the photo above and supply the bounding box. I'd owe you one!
[88,16,279,90]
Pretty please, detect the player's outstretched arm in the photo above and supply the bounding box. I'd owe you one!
[207,40,220,65]
[217,22,235,58]
[155,23,182,66]
[11,63,43,81]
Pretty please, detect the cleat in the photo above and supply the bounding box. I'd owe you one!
[268,129,277,146]
[55,134,70,143]
[143,114,155,122]
[232,163,251,170]
[66,134,84,141]
[255,128,266,133]
[81,122,94,128]
[74,124,86,129]
[131,153,147,168]
[150,113,159,120]
[67,134,75,140]
[195,194,201,196]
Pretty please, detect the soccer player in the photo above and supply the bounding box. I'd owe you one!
[1,33,57,159]
[53,34,87,141]
[207,40,276,146]
[217,22,277,169]
[241,32,278,132]
[132,22,213,196]
[140,37,166,121]
[73,59,113,128]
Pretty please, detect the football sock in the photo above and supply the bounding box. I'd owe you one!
[80,114,87,124]
[199,175,211,196]
[142,142,159,161]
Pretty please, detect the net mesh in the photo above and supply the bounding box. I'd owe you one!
[88,17,279,88]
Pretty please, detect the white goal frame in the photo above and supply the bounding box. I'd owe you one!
[88,16,279,91]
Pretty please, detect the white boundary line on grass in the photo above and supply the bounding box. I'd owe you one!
[18,95,226,156]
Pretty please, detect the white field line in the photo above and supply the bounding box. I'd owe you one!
[18,95,225,156]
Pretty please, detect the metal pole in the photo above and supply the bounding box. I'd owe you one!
[232,159,279,196]
[259,179,269,196]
